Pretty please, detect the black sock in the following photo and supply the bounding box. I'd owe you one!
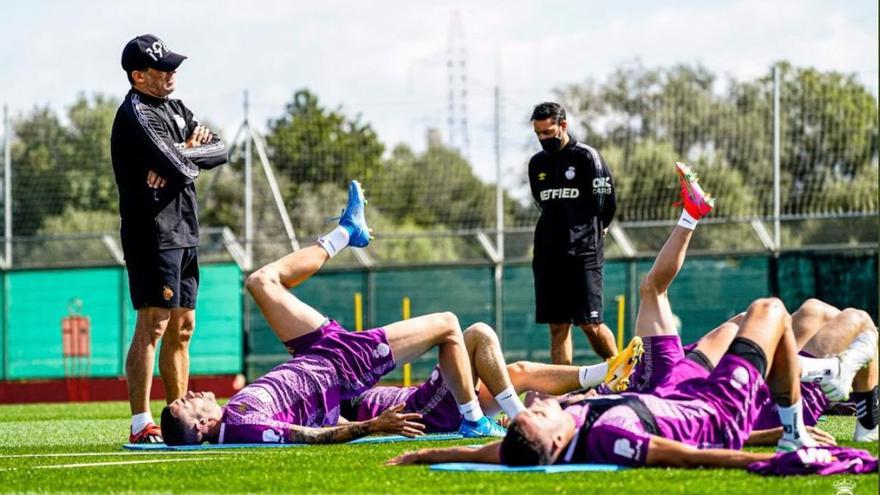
[851,386,879,430]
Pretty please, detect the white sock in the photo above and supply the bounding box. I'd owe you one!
[677,210,699,230]
[579,362,609,388]
[317,225,350,258]
[798,355,840,382]
[494,387,527,419]
[131,412,154,434]
[777,399,816,446]
[458,399,485,422]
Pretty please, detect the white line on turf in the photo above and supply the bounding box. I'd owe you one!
[0,451,243,459]
[0,457,227,471]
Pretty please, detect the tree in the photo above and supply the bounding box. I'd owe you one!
[557,61,878,225]
[373,143,496,230]
[10,106,70,237]
[22,208,121,266]
[265,90,385,200]
[10,94,119,237]
[772,63,879,215]
[63,94,119,213]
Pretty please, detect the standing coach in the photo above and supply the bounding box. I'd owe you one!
[111,34,227,443]
[528,102,617,365]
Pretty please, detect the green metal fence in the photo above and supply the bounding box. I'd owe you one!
[245,250,877,381]
[0,263,242,380]
[0,251,875,384]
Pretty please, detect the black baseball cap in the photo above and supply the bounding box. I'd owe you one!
[121,34,187,73]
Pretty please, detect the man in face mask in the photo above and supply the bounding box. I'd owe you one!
[527,102,618,365]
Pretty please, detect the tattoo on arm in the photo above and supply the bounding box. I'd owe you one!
[288,422,372,444]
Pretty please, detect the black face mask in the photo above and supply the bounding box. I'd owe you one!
[539,131,563,153]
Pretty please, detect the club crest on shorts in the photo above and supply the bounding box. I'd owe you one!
[162,285,174,301]
[730,366,750,389]
[372,343,391,359]
[565,166,576,180]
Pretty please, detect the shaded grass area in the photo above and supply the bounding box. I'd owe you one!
[0,402,877,494]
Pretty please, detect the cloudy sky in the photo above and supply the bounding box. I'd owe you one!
[0,0,876,185]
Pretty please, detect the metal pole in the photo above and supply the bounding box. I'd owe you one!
[243,91,254,270]
[493,86,504,339]
[249,129,301,252]
[772,65,781,252]
[3,105,11,268]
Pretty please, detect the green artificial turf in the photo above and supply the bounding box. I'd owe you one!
[0,401,877,494]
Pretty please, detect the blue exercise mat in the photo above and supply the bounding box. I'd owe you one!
[123,433,464,451]
[430,462,627,473]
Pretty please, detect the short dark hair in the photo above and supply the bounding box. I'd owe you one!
[530,102,566,124]
[160,406,190,446]
[126,70,137,85]
[499,421,548,466]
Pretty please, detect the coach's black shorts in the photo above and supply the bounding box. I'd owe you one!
[125,247,199,309]
[533,254,603,324]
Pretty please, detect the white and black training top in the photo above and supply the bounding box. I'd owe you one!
[111,89,227,251]
[528,134,616,259]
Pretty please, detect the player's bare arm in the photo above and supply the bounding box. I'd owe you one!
[387,442,501,466]
[645,436,774,469]
[289,404,424,444]
[290,404,425,444]
[745,426,836,447]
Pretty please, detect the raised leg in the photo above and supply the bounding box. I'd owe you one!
[462,323,526,418]
[635,226,694,339]
[791,299,840,350]
[383,313,477,407]
[803,308,872,358]
[244,245,331,343]
[691,313,745,367]
[732,298,814,451]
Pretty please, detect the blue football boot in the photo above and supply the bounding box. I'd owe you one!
[458,416,507,438]
[338,180,372,248]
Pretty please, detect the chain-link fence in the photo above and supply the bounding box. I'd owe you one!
[0,62,876,269]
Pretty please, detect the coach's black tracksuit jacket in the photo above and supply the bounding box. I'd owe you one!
[110,89,227,252]
[528,135,616,261]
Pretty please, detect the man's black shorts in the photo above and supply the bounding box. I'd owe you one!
[532,254,603,324]
[125,247,199,309]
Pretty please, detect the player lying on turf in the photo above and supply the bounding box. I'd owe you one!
[160,181,509,445]
[386,164,868,468]
[562,162,878,447]
[388,297,834,468]
[689,299,879,445]
[340,321,645,432]
[782,299,879,442]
